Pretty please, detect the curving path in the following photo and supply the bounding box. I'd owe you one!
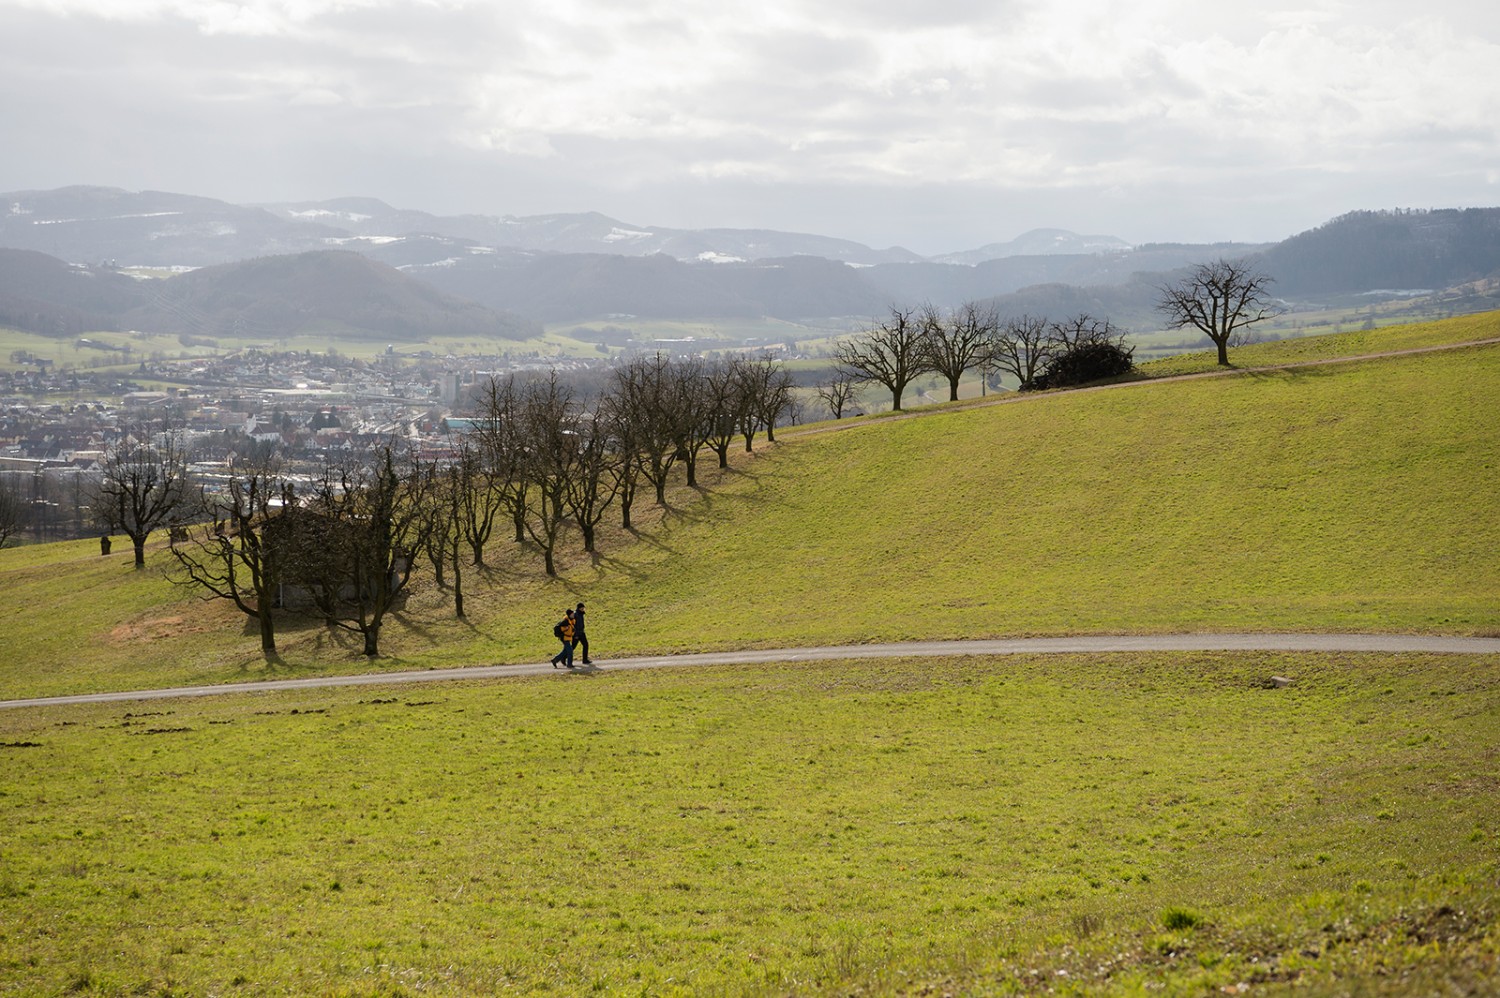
[4,633,1498,710]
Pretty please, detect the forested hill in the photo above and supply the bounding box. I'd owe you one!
[1258,208,1500,295]
[0,249,539,342]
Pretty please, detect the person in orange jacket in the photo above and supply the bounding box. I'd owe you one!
[550,608,576,669]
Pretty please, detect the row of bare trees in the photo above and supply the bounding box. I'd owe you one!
[138,353,797,660]
[829,303,1133,413]
[828,258,1281,413]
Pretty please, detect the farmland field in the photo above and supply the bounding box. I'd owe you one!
[2,652,1497,995]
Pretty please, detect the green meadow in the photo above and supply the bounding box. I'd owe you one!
[3,652,1498,996]
[2,314,1497,701]
[1,314,1498,995]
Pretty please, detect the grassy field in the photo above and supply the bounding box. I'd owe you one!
[2,317,1498,995]
[1,317,1498,701]
[2,652,1497,996]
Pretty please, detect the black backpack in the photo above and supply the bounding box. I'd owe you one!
[553,619,566,639]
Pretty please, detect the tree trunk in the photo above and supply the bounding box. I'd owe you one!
[948,377,960,401]
[581,522,596,553]
[621,498,633,531]
[1215,336,1231,366]
[258,613,277,657]
[362,626,380,657]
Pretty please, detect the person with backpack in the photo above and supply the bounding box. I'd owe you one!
[573,602,591,665]
[550,608,576,669]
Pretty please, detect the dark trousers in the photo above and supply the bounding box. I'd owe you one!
[575,632,589,663]
[552,639,574,667]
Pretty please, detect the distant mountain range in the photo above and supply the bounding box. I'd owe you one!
[3,186,1500,333]
[0,246,537,343]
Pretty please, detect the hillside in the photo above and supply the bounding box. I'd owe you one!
[0,247,540,342]
[1,313,1496,701]
[1260,208,1500,296]
[0,247,141,336]
[126,249,539,341]
[0,185,337,265]
[401,250,891,322]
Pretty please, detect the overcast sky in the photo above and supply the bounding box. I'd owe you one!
[1,0,1497,255]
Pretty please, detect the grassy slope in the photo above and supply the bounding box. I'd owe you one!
[2,315,1498,701]
[1,652,1496,995]
[2,316,1498,996]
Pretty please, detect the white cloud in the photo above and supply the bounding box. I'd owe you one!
[0,0,1497,248]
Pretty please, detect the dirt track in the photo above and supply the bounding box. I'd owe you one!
[4,633,1498,710]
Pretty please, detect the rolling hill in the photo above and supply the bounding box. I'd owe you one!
[0,247,539,342]
[1,312,1495,701]
[2,315,1497,996]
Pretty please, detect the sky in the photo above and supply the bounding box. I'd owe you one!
[1,0,1497,256]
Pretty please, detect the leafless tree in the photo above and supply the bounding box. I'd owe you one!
[610,354,689,506]
[297,446,428,657]
[415,458,467,618]
[834,305,930,412]
[94,423,192,568]
[922,301,998,401]
[702,356,750,469]
[168,458,287,658]
[1156,258,1283,366]
[451,440,504,567]
[469,375,530,545]
[989,314,1053,391]
[1048,313,1124,350]
[742,354,797,444]
[565,401,620,554]
[814,373,860,419]
[517,373,582,576]
[598,392,645,531]
[0,480,24,547]
[667,356,708,488]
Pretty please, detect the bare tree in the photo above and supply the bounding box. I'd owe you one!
[416,458,467,618]
[814,373,860,420]
[168,459,286,659]
[0,479,24,547]
[565,401,620,554]
[1048,313,1124,350]
[744,354,797,444]
[667,356,708,488]
[598,392,645,531]
[922,301,997,401]
[517,373,582,576]
[834,305,930,412]
[470,375,531,545]
[702,356,750,469]
[989,314,1053,391]
[94,424,191,568]
[452,440,504,567]
[611,354,689,506]
[297,447,428,657]
[1156,258,1282,366]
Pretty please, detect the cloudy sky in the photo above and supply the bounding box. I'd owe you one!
[1,0,1497,254]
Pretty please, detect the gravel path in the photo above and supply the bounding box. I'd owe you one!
[4,633,1498,710]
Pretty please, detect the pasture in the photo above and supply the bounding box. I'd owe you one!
[2,652,1497,995]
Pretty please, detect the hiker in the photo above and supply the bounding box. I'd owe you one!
[550,608,576,669]
[574,602,591,665]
